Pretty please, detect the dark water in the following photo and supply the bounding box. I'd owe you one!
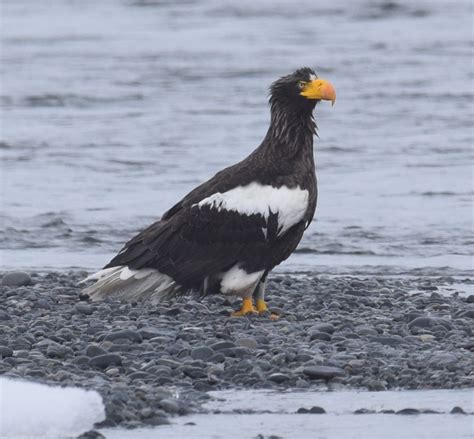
[1,0,473,275]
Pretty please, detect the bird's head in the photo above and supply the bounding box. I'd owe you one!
[269,67,336,114]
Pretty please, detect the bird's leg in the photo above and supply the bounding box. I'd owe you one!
[231,297,258,317]
[253,278,268,314]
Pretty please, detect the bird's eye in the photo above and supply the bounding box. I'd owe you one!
[297,81,306,89]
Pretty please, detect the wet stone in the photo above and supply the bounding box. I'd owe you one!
[309,323,335,334]
[268,373,290,383]
[396,408,420,415]
[0,346,13,358]
[72,355,90,366]
[160,398,181,414]
[309,406,326,414]
[354,408,375,414]
[303,366,346,380]
[451,406,466,414]
[2,272,32,287]
[77,430,105,439]
[85,345,108,357]
[46,343,73,359]
[309,331,331,341]
[459,309,474,319]
[210,341,236,351]
[237,337,258,350]
[128,371,150,380]
[0,311,11,321]
[182,366,207,379]
[369,336,405,347]
[408,316,452,329]
[104,329,142,343]
[138,327,162,340]
[89,353,122,369]
[191,346,214,361]
[75,303,93,315]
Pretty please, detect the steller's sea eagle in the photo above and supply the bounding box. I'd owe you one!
[81,68,336,316]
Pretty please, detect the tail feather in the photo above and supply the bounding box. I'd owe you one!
[80,266,181,303]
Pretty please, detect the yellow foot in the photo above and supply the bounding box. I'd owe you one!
[256,299,280,320]
[256,299,268,314]
[231,298,258,317]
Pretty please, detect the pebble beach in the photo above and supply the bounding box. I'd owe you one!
[1,270,472,433]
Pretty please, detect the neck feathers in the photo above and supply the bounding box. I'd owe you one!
[263,100,316,157]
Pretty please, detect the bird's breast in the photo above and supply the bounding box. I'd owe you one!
[195,182,309,236]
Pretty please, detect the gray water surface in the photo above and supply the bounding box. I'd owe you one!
[101,388,474,439]
[1,0,473,275]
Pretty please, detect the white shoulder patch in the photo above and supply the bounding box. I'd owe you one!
[196,182,309,235]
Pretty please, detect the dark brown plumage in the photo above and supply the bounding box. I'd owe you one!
[82,67,335,315]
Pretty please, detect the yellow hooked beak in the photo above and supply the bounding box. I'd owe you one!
[300,79,336,106]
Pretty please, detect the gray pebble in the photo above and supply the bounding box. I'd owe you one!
[310,331,331,341]
[210,341,236,351]
[128,371,150,380]
[0,310,11,321]
[2,272,32,287]
[89,353,122,369]
[138,327,162,339]
[85,345,108,357]
[75,303,93,315]
[0,346,13,358]
[309,323,335,334]
[160,398,180,414]
[182,366,207,379]
[104,329,142,343]
[369,336,405,347]
[237,337,258,350]
[354,408,375,414]
[268,373,290,383]
[77,430,105,439]
[191,346,214,361]
[396,408,420,415]
[408,316,452,329]
[303,366,346,380]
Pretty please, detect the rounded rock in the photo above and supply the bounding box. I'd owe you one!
[89,353,123,369]
[85,345,108,358]
[191,346,214,361]
[2,272,32,287]
[396,408,420,415]
[303,366,346,380]
[309,406,326,414]
[268,373,290,383]
[104,329,142,343]
[210,341,236,351]
[408,316,451,329]
[74,303,93,315]
[237,338,258,350]
[0,346,13,358]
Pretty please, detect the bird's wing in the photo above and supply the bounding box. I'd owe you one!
[105,201,274,288]
[161,158,256,220]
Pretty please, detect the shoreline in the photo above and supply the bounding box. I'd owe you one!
[0,270,473,430]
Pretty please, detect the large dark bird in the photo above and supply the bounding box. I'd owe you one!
[82,68,336,316]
